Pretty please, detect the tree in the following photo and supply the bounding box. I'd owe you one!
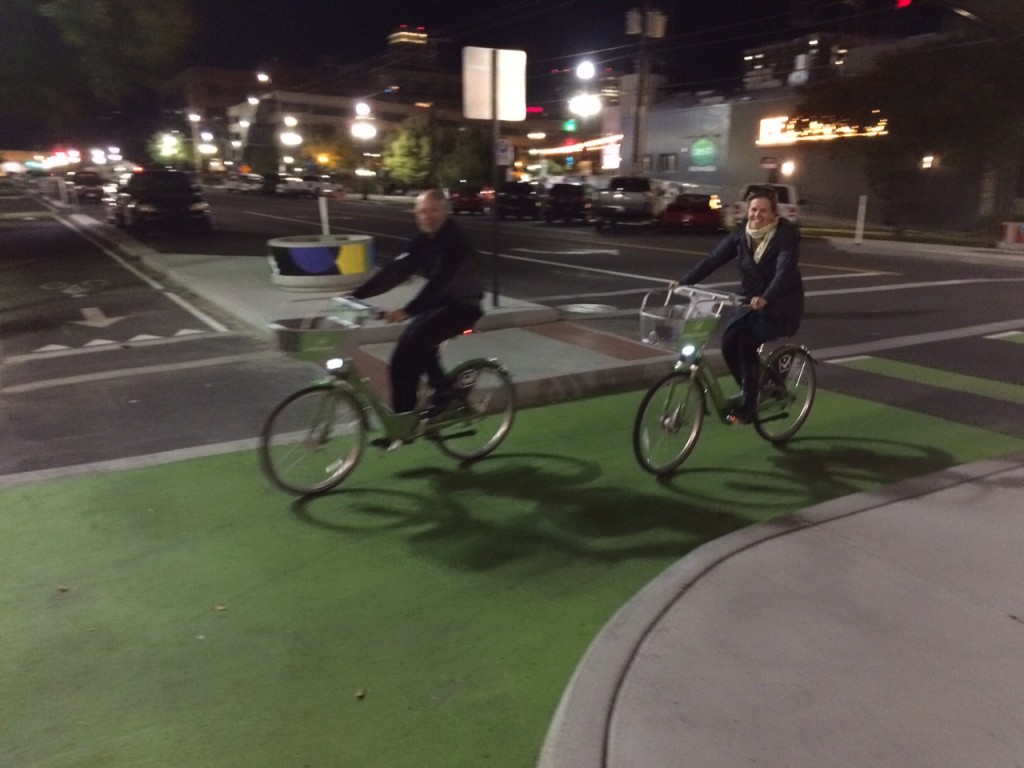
[302,124,359,173]
[436,126,493,188]
[382,115,433,188]
[38,0,193,102]
[0,0,193,146]
[797,34,1024,224]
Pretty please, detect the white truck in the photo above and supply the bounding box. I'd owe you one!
[275,174,340,198]
[725,183,801,228]
[592,176,657,228]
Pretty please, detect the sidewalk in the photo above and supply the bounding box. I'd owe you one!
[68,213,1024,766]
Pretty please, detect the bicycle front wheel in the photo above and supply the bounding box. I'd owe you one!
[430,359,516,461]
[633,370,706,476]
[754,345,816,444]
[259,384,366,495]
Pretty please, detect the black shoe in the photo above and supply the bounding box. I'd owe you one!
[725,408,755,426]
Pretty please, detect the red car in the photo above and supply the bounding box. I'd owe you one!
[660,193,724,231]
[450,185,491,215]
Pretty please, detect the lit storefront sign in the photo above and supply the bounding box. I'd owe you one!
[757,111,888,146]
[688,137,717,172]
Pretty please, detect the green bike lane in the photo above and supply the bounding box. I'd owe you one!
[4,386,1023,768]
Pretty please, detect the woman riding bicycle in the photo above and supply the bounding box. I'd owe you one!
[674,186,804,425]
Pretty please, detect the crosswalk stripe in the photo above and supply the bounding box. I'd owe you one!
[833,356,1024,405]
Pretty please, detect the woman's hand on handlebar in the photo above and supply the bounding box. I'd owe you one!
[383,308,409,324]
[750,296,767,311]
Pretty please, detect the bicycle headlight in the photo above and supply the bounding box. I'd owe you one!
[679,343,697,359]
[325,358,344,371]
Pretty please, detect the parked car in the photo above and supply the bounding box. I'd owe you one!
[659,193,724,231]
[450,184,489,215]
[725,183,801,227]
[107,169,211,231]
[593,176,656,228]
[70,170,106,203]
[225,172,263,193]
[542,183,593,224]
[276,174,339,197]
[495,181,543,220]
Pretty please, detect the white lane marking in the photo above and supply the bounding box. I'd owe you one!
[247,210,407,240]
[72,307,124,328]
[56,216,230,332]
[1,352,273,394]
[807,277,1024,297]
[985,331,1023,340]
[0,438,260,489]
[816,318,1024,361]
[162,291,230,332]
[514,248,622,256]
[526,273,889,303]
[10,331,233,363]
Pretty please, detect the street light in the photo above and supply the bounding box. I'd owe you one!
[568,93,602,118]
[576,60,596,80]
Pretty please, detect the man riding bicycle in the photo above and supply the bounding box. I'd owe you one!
[350,188,484,418]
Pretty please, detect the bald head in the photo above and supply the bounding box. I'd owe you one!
[414,188,449,235]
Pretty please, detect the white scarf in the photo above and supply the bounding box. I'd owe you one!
[745,218,778,264]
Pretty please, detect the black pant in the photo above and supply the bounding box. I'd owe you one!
[721,321,766,413]
[390,302,483,413]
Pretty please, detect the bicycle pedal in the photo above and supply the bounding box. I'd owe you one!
[369,437,405,451]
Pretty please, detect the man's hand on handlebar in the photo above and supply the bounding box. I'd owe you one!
[383,308,409,324]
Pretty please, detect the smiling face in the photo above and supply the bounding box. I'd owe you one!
[746,194,778,229]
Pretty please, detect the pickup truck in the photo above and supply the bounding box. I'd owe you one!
[275,174,340,198]
[592,176,656,228]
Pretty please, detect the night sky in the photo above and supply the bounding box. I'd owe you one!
[189,0,941,88]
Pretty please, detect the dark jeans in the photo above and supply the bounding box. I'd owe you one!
[721,316,767,413]
[390,302,483,413]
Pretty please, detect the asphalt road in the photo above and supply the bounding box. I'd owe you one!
[3,186,1023,477]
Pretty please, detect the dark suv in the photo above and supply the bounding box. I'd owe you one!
[107,169,211,231]
[495,181,542,220]
[542,183,592,224]
[71,171,106,203]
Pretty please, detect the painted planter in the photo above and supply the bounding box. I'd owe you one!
[268,234,375,291]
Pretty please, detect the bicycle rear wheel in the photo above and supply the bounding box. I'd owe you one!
[754,345,816,444]
[633,370,706,475]
[259,384,366,495]
[430,359,516,461]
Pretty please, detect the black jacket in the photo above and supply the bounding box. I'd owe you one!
[352,218,483,315]
[680,216,804,339]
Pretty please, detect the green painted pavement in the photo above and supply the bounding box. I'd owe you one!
[836,356,1024,404]
[3,390,1023,768]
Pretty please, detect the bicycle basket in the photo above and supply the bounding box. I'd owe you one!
[270,316,354,363]
[639,287,740,350]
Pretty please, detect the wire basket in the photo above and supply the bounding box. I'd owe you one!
[269,316,355,363]
[639,286,742,351]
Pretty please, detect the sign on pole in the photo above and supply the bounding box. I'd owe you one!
[462,47,527,121]
[495,139,514,166]
[462,46,526,310]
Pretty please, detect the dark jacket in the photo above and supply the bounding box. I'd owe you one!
[352,218,483,315]
[680,216,804,339]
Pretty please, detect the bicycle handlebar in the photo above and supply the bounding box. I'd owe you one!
[332,295,387,320]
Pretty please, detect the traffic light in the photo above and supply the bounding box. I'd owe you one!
[562,118,577,132]
[896,0,912,7]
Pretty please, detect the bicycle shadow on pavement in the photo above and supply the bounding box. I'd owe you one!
[289,451,776,572]
[652,435,958,509]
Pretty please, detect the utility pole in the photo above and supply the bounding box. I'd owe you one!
[626,5,667,175]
